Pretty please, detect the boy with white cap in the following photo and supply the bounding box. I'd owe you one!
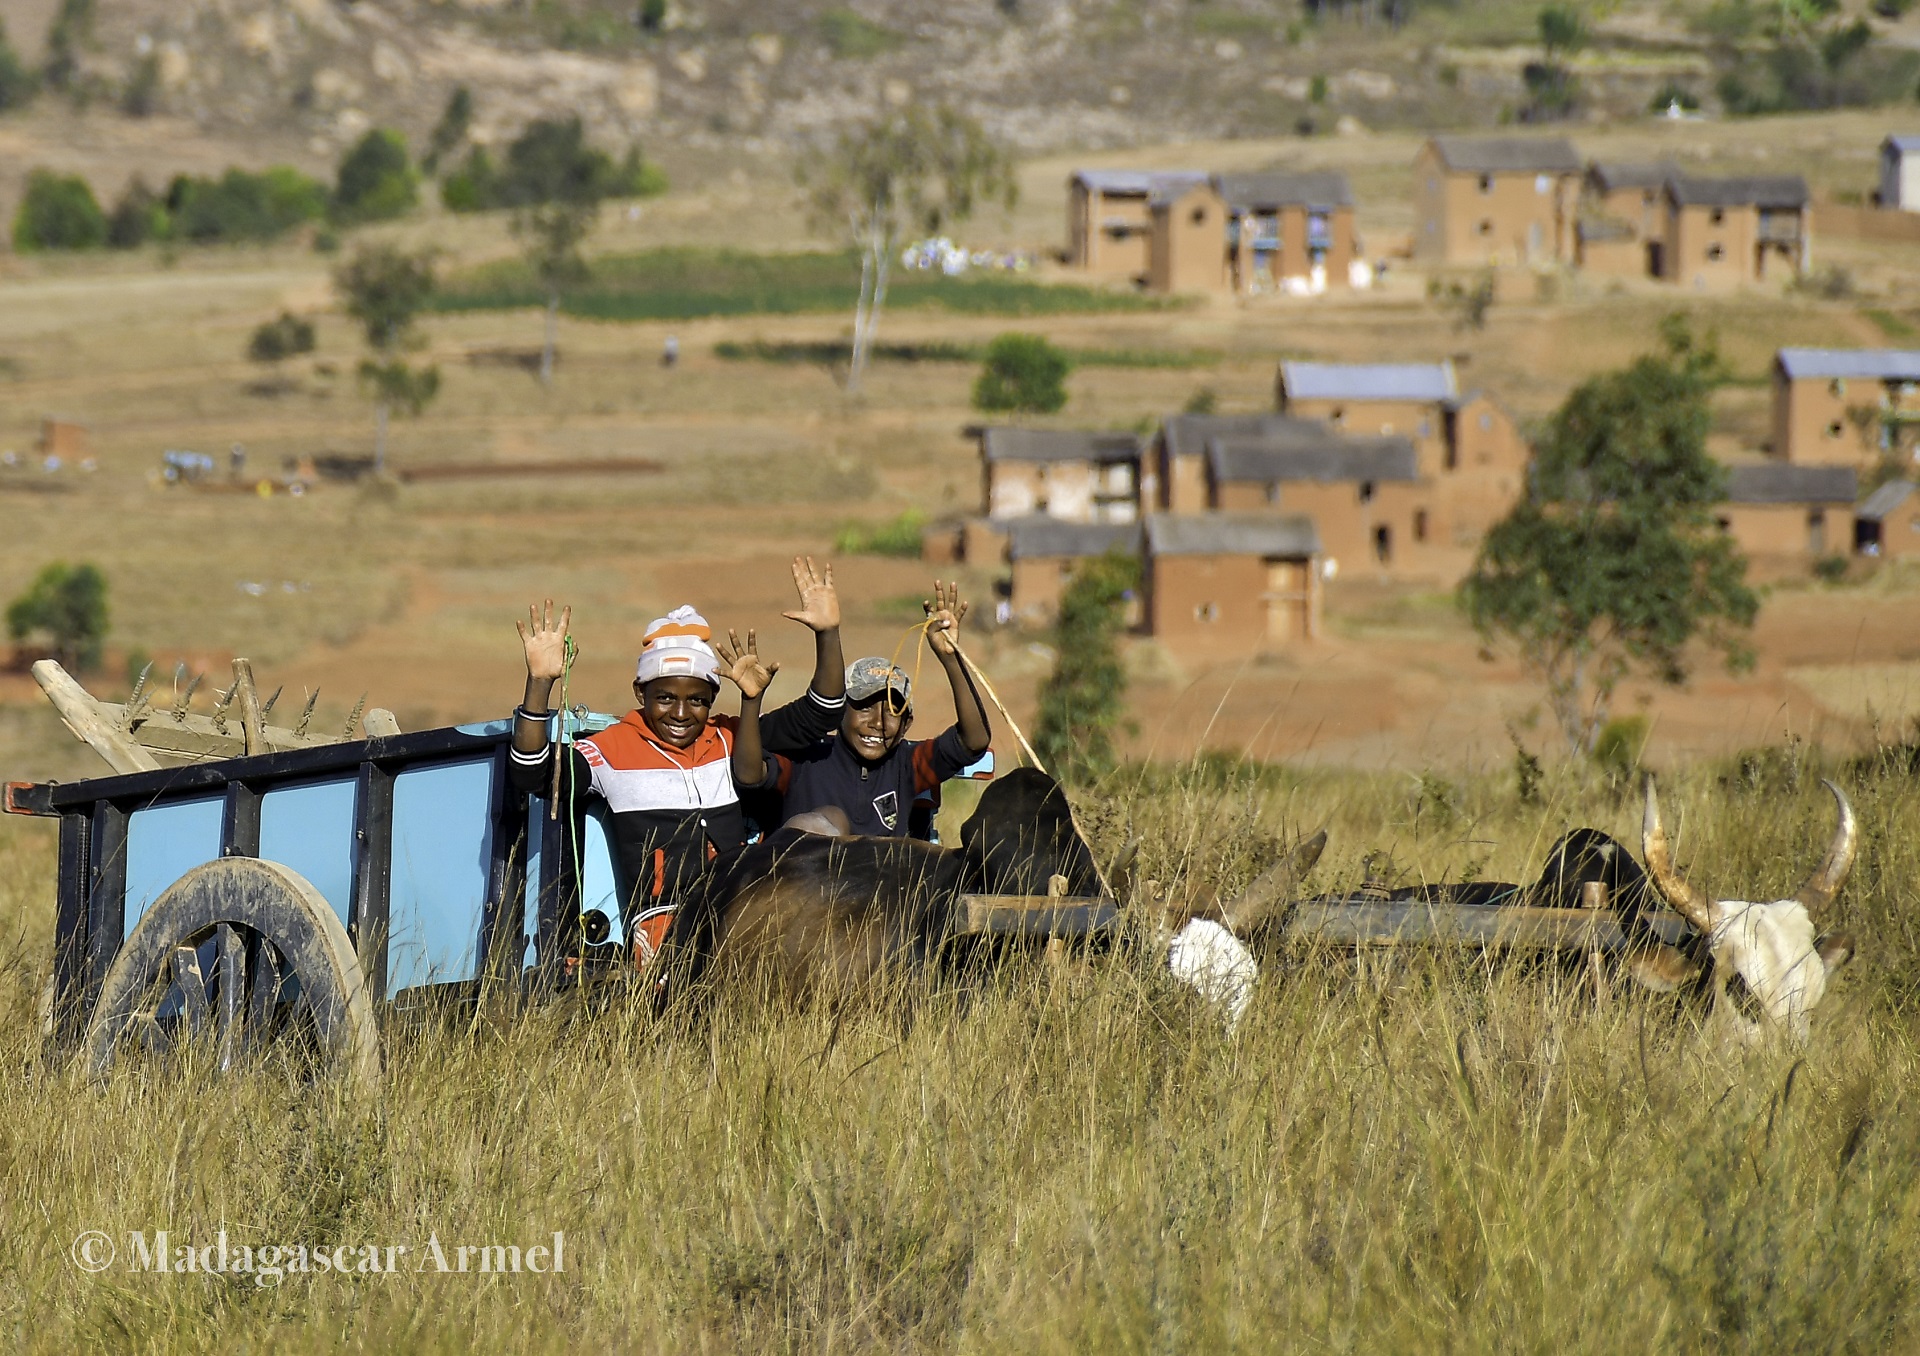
[508,558,845,959]
[734,580,992,839]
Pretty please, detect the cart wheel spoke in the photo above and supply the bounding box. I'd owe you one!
[172,945,210,1035]
[215,924,245,1073]
[243,933,282,1053]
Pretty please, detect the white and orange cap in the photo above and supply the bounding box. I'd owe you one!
[636,605,720,687]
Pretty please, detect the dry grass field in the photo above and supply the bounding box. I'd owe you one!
[5,107,1920,1347]
[2,756,1919,1350]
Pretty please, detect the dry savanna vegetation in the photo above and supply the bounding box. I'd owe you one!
[2,752,1920,1349]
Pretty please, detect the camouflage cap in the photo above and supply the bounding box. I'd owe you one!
[845,656,911,706]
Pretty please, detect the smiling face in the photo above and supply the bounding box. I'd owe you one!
[634,675,716,749]
[840,695,911,763]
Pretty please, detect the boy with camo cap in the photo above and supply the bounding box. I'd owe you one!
[734,581,992,839]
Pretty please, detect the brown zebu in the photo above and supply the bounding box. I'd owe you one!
[660,768,1322,1011]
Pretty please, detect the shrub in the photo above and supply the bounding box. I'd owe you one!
[332,129,417,225]
[1590,714,1650,782]
[248,312,317,364]
[972,333,1070,414]
[441,126,663,213]
[820,8,900,58]
[0,18,35,112]
[6,561,108,671]
[833,510,925,557]
[1033,548,1140,780]
[105,177,168,249]
[166,166,328,244]
[1873,0,1914,17]
[11,170,106,251]
[1813,553,1851,583]
[121,52,160,117]
[440,147,500,213]
[638,0,668,31]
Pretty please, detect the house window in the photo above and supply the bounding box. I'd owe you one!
[1358,480,1376,504]
[1830,379,1847,397]
[1413,509,1430,542]
[1194,602,1220,622]
[1373,525,1393,562]
[1828,421,1844,437]
[1706,243,1725,261]
[1710,208,1725,225]
[1060,562,1075,581]
[1479,174,1494,194]
[1478,219,1494,236]
[1191,207,1207,225]
[1330,407,1345,426]
[1715,516,1732,533]
[1479,413,1493,431]
[1808,510,1828,554]
[1266,482,1281,505]
[1535,174,1551,195]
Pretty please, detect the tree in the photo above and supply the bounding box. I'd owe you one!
[7,562,108,671]
[1033,549,1139,780]
[12,169,105,251]
[423,86,473,175]
[496,117,622,387]
[334,245,439,472]
[106,176,168,248]
[972,333,1070,414]
[0,18,37,112]
[1460,316,1759,754]
[41,0,94,95]
[332,128,417,226]
[802,105,1015,394]
[247,312,316,394]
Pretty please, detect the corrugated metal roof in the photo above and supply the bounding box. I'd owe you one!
[1883,135,1920,155]
[1588,161,1683,193]
[1214,170,1353,210]
[1669,174,1809,209]
[1159,413,1322,459]
[979,427,1143,464]
[1280,360,1457,403]
[1006,516,1143,560]
[1208,433,1418,484]
[1145,512,1321,557]
[1071,169,1208,197]
[1775,348,1920,381]
[1722,463,1857,505]
[1857,479,1916,522]
[1428,136,1582,175]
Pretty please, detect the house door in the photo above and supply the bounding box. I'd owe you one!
[1264,558,1308,640]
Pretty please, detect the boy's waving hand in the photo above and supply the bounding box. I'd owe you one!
[783,556,840,633]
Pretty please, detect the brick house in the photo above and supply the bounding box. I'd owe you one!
[1276,360,1529,539]
[1661,176,1810,289]
[1149,179,1232,295]
[1152,412,1316,513]
[975,427,1145,523]
[1204,427,1433,574]
[1715,464,1857,563]
[1213,171,1359,295]
[1771,348,1920,469]
[1578,161,1680,277]
[1066,169,1207,280]
[1413,136,1582,267]
[1880,136,1920,212]
[1005,517,1143,624]
[1143,513,1323,646]
[1855,480,1920,558]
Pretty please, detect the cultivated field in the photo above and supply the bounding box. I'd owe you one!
[1,756,1918,1349]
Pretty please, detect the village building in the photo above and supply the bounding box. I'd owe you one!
[1879,136,1920,212]
[1066,170,1207,281]
[1578,161,1680,277]
[1855,480,1920,558]
[1152,412,1325,513]
[1275,360,1529,538]
[1771,348,1920,469]
[1070,169,1359,295]
[974,427,1145,523]
[1413,136,1583,267]
[1660,175,1810,290]
[1715,463,1857,564]
[1143,513,1323,646]
[1004,517,1143,624]
[1204,428,1432,574]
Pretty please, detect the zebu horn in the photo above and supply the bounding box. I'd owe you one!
[1216,830,1327,939]
[1107,836,1142,897]
[1641,776,1714,934]
[1794,779,1857,915]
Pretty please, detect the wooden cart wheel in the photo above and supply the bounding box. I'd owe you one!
[84,858,381,1094]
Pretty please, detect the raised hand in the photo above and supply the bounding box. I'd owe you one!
[782,556,840,633]
[715,628,780,700]
[923,580,969,657]
[516,599,572,682]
